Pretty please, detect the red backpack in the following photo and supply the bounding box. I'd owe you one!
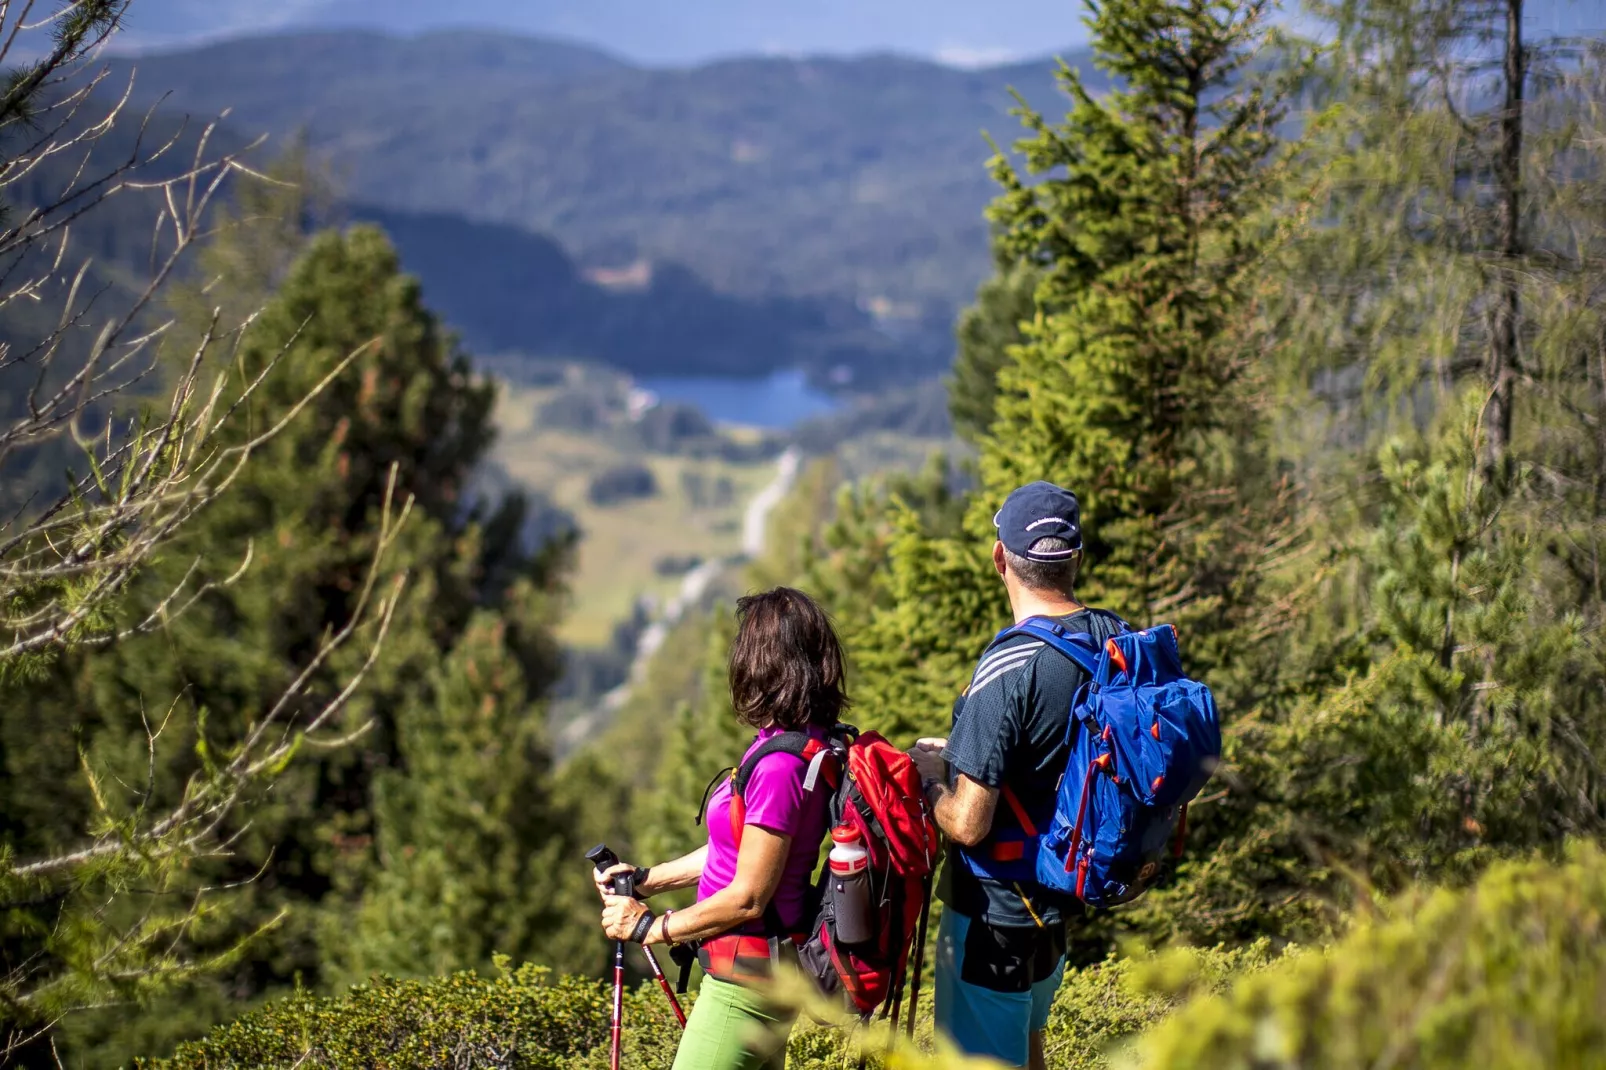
[688,724,938,1027]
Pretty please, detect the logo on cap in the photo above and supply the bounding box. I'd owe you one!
[994,482,1083,562]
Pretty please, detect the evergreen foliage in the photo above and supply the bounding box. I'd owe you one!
[947,259,1036,447]
[1134,844,1606,1069]
[630,612,747,869]
[340,609,586,982]
[6,217,585,1063]
[12,0,1606,1064]
[819,0,1300,751]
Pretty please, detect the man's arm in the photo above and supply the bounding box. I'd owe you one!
[910,739,998,847]
[928,772,998,847]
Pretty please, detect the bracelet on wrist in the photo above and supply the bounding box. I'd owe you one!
[628,909,656,944]
[660,908,677,946]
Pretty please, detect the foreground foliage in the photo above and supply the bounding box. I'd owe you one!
[146,846,1606,1070]
[140,964,614,1070]
[1136,845,1606,1069]
[142,938,1267,1070]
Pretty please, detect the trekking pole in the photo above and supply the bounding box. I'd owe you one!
[636,940,687,1027]
[905,872,934,1039]
[587,845,630,1070]
[587,844,689,1035]
[888,956,907,1036]
[608,935,625,1070]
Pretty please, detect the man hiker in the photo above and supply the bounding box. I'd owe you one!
[908,481,1127,1070]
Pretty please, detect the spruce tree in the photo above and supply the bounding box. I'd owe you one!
[340,605,585,980]
[30,223,574,1060]
[842,0,1300,742]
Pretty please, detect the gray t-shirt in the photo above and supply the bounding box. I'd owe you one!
[937,608,1128,927]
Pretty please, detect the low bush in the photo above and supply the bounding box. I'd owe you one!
[1044,940,1283,1070]
[146,848,1606,1070]
[142,963,615,1070]
[139,943,1271,1069]
[1133,843,1606,1069]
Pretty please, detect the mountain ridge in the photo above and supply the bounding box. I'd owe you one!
[98,29,1097,326]
[112,0,1093,67]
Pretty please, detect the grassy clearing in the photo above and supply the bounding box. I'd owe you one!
[491,383,776,647]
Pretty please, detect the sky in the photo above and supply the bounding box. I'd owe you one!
[108,1,1606,68]
[113,0,1094,66]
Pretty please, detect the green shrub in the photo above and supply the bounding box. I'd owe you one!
[1132,844,1606,1069]
[142,962,616,1070]
[157,845,1606,1070]
[1044,941,1284,1070]
[138,939,1278,1069]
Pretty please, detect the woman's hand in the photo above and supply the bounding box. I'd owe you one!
[601,894,651,942]
[593,863,636,901]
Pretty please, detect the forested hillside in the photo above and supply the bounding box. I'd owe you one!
[100,31,1092,377]
[5,0,1606,1068]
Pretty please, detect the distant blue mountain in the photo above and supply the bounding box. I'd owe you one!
[101,30,1095,338]
[118,0,1091,65]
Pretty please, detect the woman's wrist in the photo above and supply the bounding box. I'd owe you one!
[644,910,672,947]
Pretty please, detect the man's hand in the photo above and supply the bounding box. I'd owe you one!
[909,737,948,784]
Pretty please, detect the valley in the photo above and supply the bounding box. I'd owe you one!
[98,29,1095,382]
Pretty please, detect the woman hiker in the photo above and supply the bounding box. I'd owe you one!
[595,586,845,1070]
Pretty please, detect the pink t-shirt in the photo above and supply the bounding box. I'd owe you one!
[696,725,832,932]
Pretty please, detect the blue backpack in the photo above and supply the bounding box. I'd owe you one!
[994,616,1221,908]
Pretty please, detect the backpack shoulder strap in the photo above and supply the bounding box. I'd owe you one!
[732,732,822,797]
[1002,617,1103,677]
[729,732,837,851]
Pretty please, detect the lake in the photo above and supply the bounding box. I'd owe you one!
[637,369,838,429]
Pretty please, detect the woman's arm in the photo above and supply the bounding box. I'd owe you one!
[593,845,708,900]
[639,845,707,896]
[601,827,790,946]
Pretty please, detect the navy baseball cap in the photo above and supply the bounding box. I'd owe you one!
[993,481,1083,561]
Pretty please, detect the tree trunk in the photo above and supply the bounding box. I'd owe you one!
[1483,0,1525,484]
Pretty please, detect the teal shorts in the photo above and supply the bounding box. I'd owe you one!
[933,909,1065,1068]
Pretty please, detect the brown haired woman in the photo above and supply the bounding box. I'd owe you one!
[596,587,847,1070]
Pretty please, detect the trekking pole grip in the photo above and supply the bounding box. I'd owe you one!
[586,842,642,898]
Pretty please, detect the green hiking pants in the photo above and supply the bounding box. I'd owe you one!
[671,976,795,1070]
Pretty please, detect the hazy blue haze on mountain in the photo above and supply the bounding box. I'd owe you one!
[100,32,1090,322]
[0,83,931,389]
[117,0,1093,65]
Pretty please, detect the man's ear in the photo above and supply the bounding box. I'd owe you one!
[992,540,1007,578]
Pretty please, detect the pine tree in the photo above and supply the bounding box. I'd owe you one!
[1136,400,1587,944]
[27,223,574,1060]
[1138,7,1606,942]
[340,604,586,980]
